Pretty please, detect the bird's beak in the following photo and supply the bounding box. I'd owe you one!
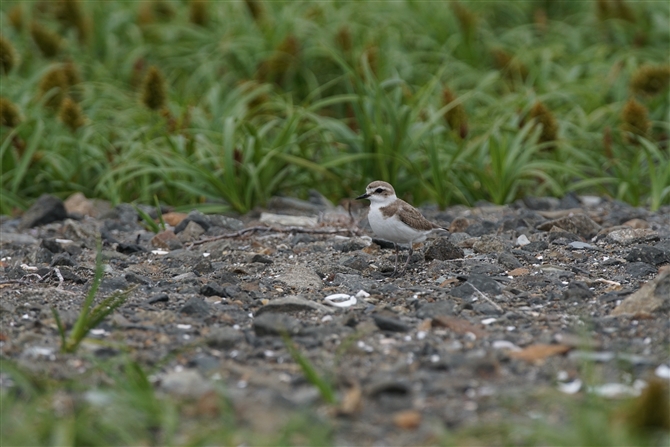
[355,192,370,200]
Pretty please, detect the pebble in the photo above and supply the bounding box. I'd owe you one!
[253,313,301,336]
[18,194,68,230]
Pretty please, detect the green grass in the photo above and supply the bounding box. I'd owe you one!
[0,0,668,214]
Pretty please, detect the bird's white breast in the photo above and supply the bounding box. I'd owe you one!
[367,203,428,245]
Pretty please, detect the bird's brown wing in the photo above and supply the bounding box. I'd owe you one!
[396,200,442,231]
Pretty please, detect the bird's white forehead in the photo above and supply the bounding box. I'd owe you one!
[366,181,394,194]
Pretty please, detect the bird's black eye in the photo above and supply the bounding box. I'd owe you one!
[375,188,383,193]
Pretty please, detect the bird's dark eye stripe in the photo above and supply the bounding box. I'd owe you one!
[375,188,383,193]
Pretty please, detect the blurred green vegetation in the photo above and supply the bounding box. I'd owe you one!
[1,0,668,214]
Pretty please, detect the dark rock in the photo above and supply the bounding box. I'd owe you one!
[451,275,503,298]
[537,214,601,239]
[291,234,315,245]
[558,192,581,209]
[654,240,670,258]
[253,313,301,336]
[563,281,594,300]
[424,239,464,261]
[523,197,559,211]
[255,296,332,315]
[147,293,169,304]
[472,301,504,316]
[125,272,151,285]
[612,267,670,315]
[333,239,370,252]
[206,327,243,349]
[625,245,668,266]
[625,262,658,277]
[117,243,145,254]
[41,238,64,253]
[101,204,140,231]
[251,254,273,264]
[174,210,211,233]
[521,241,549,253]
[208,214,244,231]
[99,277,129,292]
[366,377,411,396]
[469,263,505,275]
[200,282,225,297]
[547,231,581,243]
[371,238,395,250]
[341,254,370,271]
[372,314,411,332]
[59,267,85,283]
[50,253,75,267]
[498,252,522,269]
[416,301,458,319]
[18,194,68,230]
[464,221,497,237]
[179,298,211,317]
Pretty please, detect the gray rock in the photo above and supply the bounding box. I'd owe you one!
[208,214,244,231]
[464,221,497,237]
[372,314,411,332]
[625,245,668,266]
[606,228,659,245]
[206,327,243,349]
[179,297,211,317]
[175,210,211,233]
[563,281,594,300]
[278,265,323,291]
[177,221,205,242]
[330,273,377,293]
[612,267,670,316]
[0,232,39,245]
[18,194,68,230]
[333,239,369,253]
[341,254,370,271]
[451,275,503,298]
[161,369,213,397]
[147,293,169,304]
[251,254,273,264]
[568,241,597,250]
[253,312,301,336]
[520,241,549,253]
[469,263,505,275]
[473,235,509,254]
[416,301,458,319]
[625,262,657,277]
[200,282,225,297]
[102,204,140,231]
[99,277,129,292]
[523,197,559,211]
[472,301,504,316]
[498,252,522,269]
[536,214,601,239]
[50,252,75,267]
[424,239,464,261]
[255,296,333,316]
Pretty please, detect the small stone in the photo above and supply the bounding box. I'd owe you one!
[425,238,464,261]
[625,245,668,266]
[50,252,75,267]
[509,344,571,363]
[208,214,244,231]
[259,212,317,227]
[178,221,206,242]
[18,194,68,230]
[278,265,323,291]
[569,241,597,250]
[341,254,370,271]
[450,275,503,298]
[537,214,601,239]
[392,410,422,430]
[151,230,180,249]
[255,296,333,315]
[521,241,549,253]
[516,234,531,246]
[253,312,301,336]
[333,239,370,253]
[612,267,670,316]
[498,252,522,269]
[174,210,211,233]
[416,301,457,319]
[563,281,594,300]
[200,283,225,297]
[464,221,497,237]
[606,228,658,245]
[147,293,169,304]
[473,235,509,254]
[161,369,213,398]
[625,262,658,277]
[372,314,410,332]
[99,277,128,292]
[251,254,273,264]
[179,298,211,317]
[449,217,473,233]
[206,327,243,349]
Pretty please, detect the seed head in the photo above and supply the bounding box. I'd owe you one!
[141,66,167,111]
[621,97,649,141]
[39,67,69,109]
[451,1,477,39]
[8,5,24,32]
[442,88,468,138]
[626,379,670,432]
[528,102,558,146]
[630,65,670,96]
[0,97,21,128]
[59,97,85,131]
[30,22,61,58]
[0,36,17,75]
[335,26,353,53]
[189,0,208,27]
[492,49,528,82]
[244,0,265,23]
[56,0,88,43]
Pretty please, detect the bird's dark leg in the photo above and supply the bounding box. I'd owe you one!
[390,243,399,277]
[399,244,413,275]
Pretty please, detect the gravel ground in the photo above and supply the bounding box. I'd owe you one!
[1,192,669,445]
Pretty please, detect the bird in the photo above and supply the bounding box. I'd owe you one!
[356,180,446,277]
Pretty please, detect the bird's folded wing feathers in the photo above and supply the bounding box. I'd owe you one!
[397,201,442,231]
